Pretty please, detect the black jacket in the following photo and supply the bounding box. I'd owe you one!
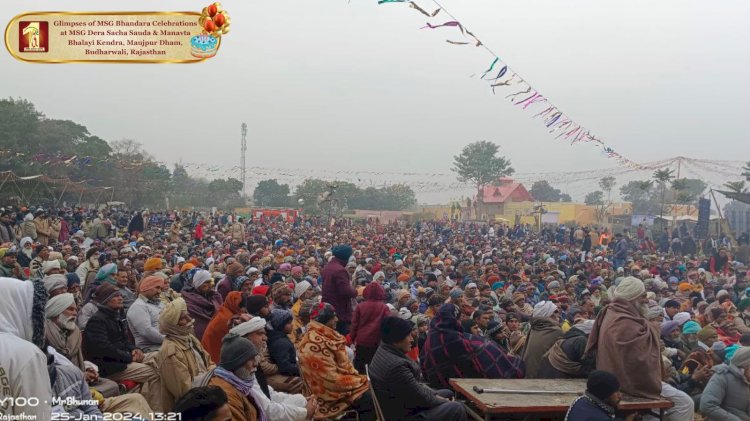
[266,329,300,377]
[82,305,134,376]
[369,342,443,421]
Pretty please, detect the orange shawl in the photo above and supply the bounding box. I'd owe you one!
[201,291,244,363]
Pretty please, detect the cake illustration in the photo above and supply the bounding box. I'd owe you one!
[190,34,218,58]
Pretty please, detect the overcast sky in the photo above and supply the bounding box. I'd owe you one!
[2,0,749,203]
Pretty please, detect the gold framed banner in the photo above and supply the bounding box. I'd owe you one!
[4,11,224,63]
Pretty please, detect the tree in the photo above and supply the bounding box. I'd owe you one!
[585,191,604,206]
[743,161,750,182]
[653,169,675,221]
[294,178,330,215]
[724,181,747,194]
[253,179,290,207]
[560,193,572,202]
[452,141,514,219]
[620,180,658,215]
[599,176,616,203]
[529,180,562,202]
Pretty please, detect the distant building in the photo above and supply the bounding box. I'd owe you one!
[476,178,534,220]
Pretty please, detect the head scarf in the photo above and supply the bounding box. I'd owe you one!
[158,298,194,341]
[294,281,312,298]
[532,301,557,319]
[223,291,246,314]
[45,293,75,319]
[697,326,716,343]
[613,276,645,301]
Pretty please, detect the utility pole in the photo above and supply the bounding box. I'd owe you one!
[240,123,247,199]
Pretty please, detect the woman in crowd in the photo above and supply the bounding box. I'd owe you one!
[202,291,249,363]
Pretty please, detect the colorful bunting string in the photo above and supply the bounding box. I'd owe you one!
[375,0,647,170]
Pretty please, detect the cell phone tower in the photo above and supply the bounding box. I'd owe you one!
[240,122,248,198]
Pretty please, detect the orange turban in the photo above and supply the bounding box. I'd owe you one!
[138,275,164,293]
[181,263,195,272]
[397,274,410,283]
[144,257,163,272]
[678,283,692,293]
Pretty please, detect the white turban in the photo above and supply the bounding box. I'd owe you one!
[84,361,99,374]
[532,301,558,318]
[229,317,267,337]
[398,307,412,320]
[373,271,385,282]
[43,274,68,294]
[192,270,212,289]
[45,293,75,319]
[19,237,32,249]
[42,260,61,274]
[673,312,691,326]
[613,276,646,301]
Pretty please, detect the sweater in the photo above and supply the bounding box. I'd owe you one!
[126,296,165,352]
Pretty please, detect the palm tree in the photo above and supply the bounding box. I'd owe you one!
[653,169,675,222]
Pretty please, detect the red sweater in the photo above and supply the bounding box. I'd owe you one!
[350,283,390,347]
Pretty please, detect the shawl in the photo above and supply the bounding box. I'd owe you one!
[522,318,563,378]
[44,318,85,371]
[213,367,267,421]
[421,304,525,389]
[297,321,368,419]
[201,291,244,363]
[585,298,662,399]
[181,288,222,340]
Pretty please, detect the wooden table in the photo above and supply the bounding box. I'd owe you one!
[450,378,673,421]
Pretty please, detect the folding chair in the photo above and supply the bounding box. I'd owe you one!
[365,364,387,421]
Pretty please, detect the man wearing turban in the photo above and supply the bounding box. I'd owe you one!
[585,276,662,399]
[45,293,85,371]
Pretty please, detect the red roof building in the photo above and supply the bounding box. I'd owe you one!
[475,178,534,221]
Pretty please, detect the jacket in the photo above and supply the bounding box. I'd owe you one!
[0,222,15,243]
[229,222,245,242]
[33,217,50,244]
[700,363,750,421]
[157,335,214,412]
[83,305,134,376]
[564,393,619,421]
[21,220,37,240]
[49,220,61,243]
[350,282,390,348]
[321,257,357,323]
[208,376,259,421]
[126,296,165,352]
[52,361,104,420]
[369,342,444,421]
[267,329,300,377]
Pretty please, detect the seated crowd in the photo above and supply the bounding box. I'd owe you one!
[0,206,749,421]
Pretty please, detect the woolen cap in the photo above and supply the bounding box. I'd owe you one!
[219,333,258,371]
[381,316,414,344]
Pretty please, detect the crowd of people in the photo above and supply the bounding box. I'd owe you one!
[0,204,749,421]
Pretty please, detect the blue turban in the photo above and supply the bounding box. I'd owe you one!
[332,245,353,262]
